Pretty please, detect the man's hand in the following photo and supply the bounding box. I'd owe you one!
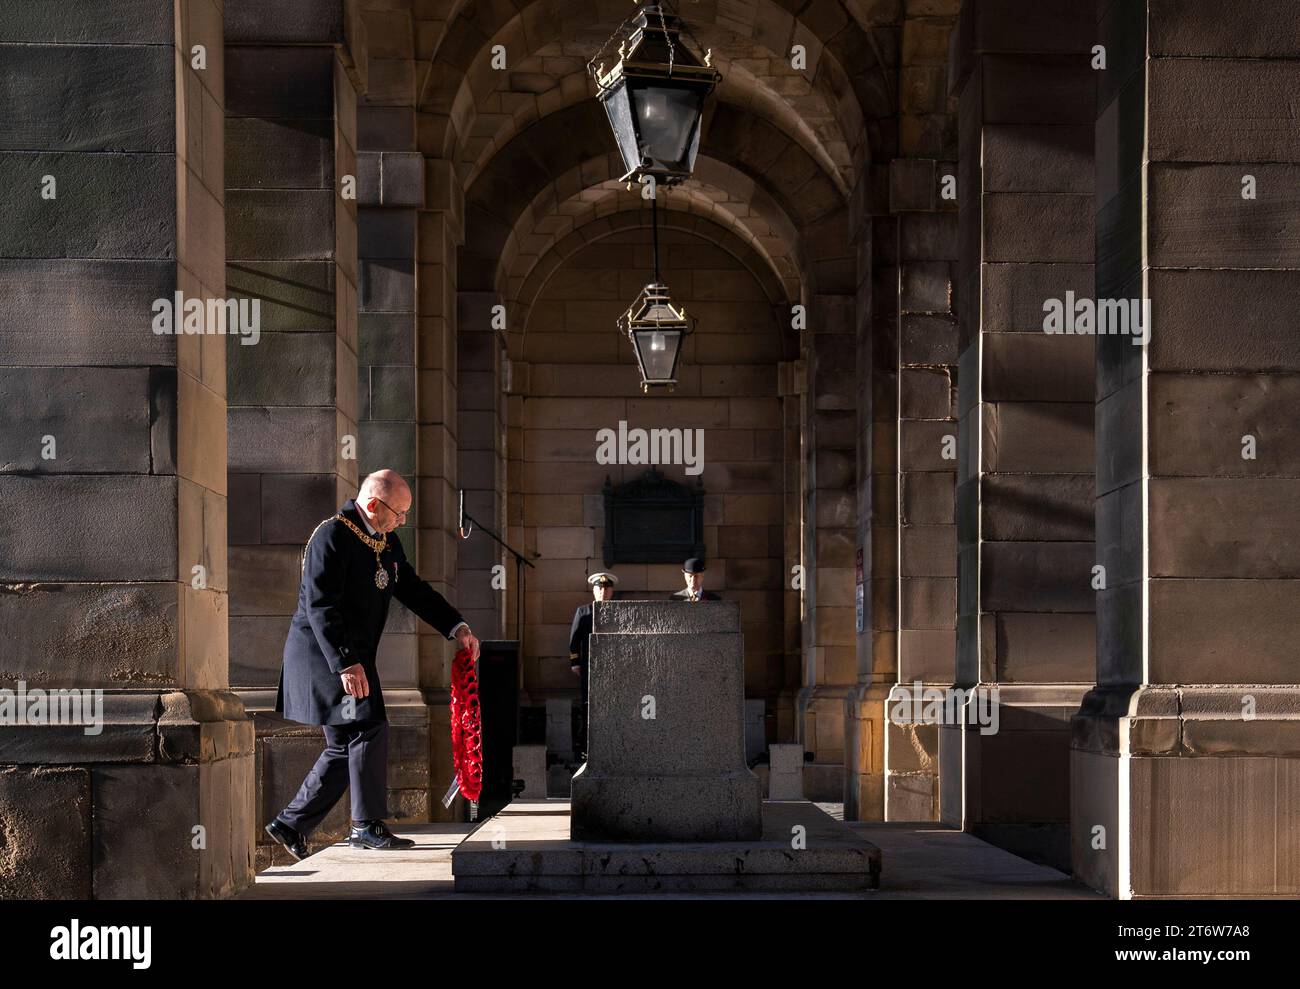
[455,625,480,661]
[340,663,370,698]
[571,665,581,675]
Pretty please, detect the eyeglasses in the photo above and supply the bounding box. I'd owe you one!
[375,497,408,522]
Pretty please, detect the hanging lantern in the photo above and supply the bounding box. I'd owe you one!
[618,282,693,392]
[590,4,721,185]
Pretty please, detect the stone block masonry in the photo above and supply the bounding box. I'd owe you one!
[0,0,254,898]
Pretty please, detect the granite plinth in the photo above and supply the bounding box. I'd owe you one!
[570,600,762,841]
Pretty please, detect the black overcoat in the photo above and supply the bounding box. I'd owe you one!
[276,499,464,726]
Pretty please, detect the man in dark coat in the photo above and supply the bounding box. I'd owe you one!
[569,572,618,760]
[668,557,720,602]
[265,469,480,860]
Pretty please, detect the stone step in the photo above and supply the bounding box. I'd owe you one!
[452,799,882,894]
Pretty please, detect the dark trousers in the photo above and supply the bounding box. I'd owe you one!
[277,720,389,837]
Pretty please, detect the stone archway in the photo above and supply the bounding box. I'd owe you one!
[9,0,1300,902]
[504,207,800,762]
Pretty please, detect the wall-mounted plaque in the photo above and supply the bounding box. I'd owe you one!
[602,469,705,567]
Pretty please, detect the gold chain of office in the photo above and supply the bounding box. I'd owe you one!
[300,513,392,590]
[334,514,392,589]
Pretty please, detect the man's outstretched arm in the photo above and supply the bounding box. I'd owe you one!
[391,537,479,658]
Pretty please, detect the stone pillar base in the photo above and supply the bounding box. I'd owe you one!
[425,691,459,822]
[795,683,852,802]
[0,689,253,899]
[845,682,891,821]
[937,683,1084,836]
[879,682,947,823]
[1072,685,1300,898]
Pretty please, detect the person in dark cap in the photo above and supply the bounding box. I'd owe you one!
[569,571,619,759]
[669,557,720,602]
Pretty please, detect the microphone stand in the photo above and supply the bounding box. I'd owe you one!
[457,494,536,651]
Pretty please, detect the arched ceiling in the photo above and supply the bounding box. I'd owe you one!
[498,153,802,306]
[512,209,795,363]
[413,0,898,124]
[397,0,891,300]
[412,0,896,190]
[504,181,798,326]
[457,98,842,293]
[454,43,853,197]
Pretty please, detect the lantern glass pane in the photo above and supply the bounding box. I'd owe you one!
[601,83,641,175]
[634,327,681,380]
[631,83,701,172]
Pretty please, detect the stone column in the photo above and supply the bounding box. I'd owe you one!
[845,202,891,821]
[456,291,507,639]
[505,379,526,654]
[775,358,805,743]
[881,157,961,823]
[938,1,1097,869]
[846,2,963,823]
[0,0,251,897]
[222,0,367,862]
[355,105,431,822]
[415,147,466,819]
[1073,0,1300,897]
[795,293,858,800]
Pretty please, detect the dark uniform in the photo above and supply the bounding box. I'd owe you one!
[569,602,595,758]
[568,571,618,760]
[668,588,720,601]
[568,602,595,712]
[274,498,464,837]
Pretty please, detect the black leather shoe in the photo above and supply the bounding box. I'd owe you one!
[348,820,415,850]
[265,819,309,861]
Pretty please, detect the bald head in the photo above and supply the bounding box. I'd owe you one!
[357,469,412,533]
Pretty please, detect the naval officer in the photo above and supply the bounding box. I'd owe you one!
[569,571,618,759]
[668,557,720,602]
[265,469,480,861]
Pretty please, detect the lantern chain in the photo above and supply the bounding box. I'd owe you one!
[656,2,674,77]
[661,0,713,74]
[651,188,660,283]
[588,0,712,89]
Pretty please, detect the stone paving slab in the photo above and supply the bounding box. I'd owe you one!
[242,803,1101,900]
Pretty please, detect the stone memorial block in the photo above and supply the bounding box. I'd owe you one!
[571,600,762,841]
